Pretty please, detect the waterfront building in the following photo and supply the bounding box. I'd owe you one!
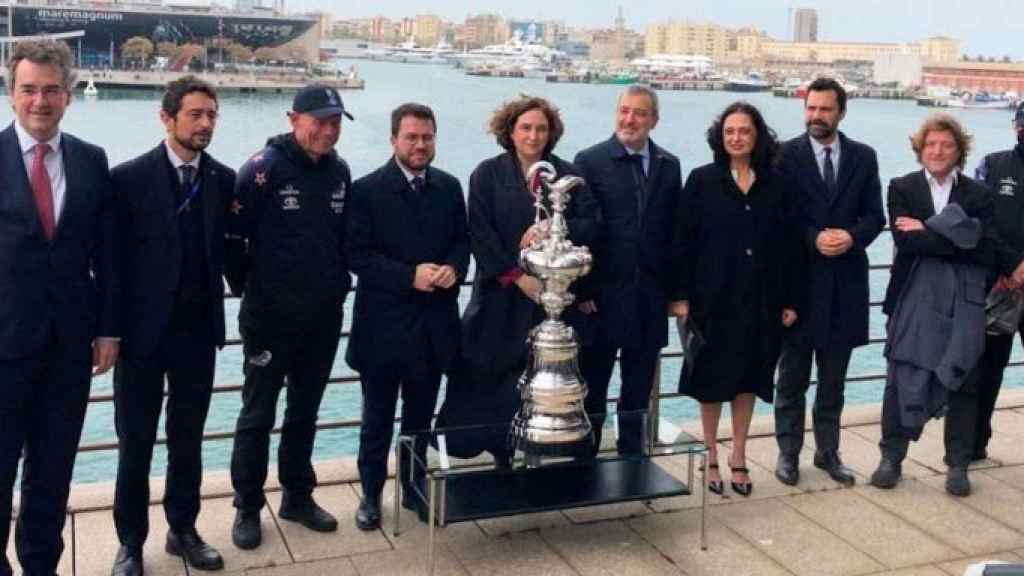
[923,61,1024,94]
[733,33,959,66]
[5,1,321,65]
[413,13,443,46]
[644,21,728,61]
[463,13,509,49]
[793,8,818,43]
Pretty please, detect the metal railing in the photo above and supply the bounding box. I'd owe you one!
[75,254,1024,456]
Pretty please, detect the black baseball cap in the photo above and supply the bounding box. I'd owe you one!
[292,84,354,120]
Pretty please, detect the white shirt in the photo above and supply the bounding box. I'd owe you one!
[165,141,201,184]
[14,120,66,223]
[926,169,958,214]
[395,157,425,187]
[810,135,841,183]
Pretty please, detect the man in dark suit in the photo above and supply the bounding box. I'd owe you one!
[774,77,885,487]
[0,40,118,576]
[574,85,682,455]
[347,103,470,530]
[110,76,236,576]
[870,113,1024,496]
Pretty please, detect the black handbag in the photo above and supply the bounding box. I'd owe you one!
[985,284,1024,336]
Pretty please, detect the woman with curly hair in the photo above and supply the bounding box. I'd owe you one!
[668,101,801,496]
[436,95,602,465]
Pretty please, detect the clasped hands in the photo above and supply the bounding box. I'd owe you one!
[816,228,854,257]
[413,263,458,292]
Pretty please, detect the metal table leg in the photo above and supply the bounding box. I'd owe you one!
[393,438,403,536]
[428,475,437,576]
[701,451,708,551]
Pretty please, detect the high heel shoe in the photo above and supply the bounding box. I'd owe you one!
[700,462,724,495]
[729,460,753,497]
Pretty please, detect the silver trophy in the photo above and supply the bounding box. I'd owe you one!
[511,161,594,456]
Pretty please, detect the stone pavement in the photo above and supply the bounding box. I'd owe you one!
[9,393,1024,576]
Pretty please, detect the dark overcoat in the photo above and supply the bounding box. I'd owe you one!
[669,163,800,402]
[345,158,470,377]
[781,132,885,349]
[573,135,682,350]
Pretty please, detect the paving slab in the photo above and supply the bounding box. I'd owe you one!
[711,497,883,576]
[73,506,186,576]
[452,531,579,576]
[920,471,1024,533]
[935,552,1024,576]
[540,520,682,576]
[864,566,948,576]
[193,495,292,573]
[856,480,1024,555]
[266,483,391,563]
[985,412,1024,466]
[628,509,791,576]
[824,428,936,480]
[349,546,469,576]
[475,511,571,537]
[984,464,1024,491]
[4,518,72,576]
[245,556,358,576]
[782,490,958,569]
[849,422,948,473]
[561,501,652,524]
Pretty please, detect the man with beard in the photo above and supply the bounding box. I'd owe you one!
[110,75,235,575]
[228,85,353,549]
[574,85,682,456]
[773,77,885,487]
[970,102,1024,464]
[347,103,469,530]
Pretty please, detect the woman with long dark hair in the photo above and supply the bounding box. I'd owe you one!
[668,101,801,496]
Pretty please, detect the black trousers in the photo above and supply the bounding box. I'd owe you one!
[230,320,341,511]
[878,373,978,467]
[974,330,1021,455]
[774,337,853,456]
[580,341,660,456]
[0,326,91,576]
[357,367,441,500]
[112,314,215,547]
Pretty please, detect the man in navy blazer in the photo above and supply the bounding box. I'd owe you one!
[0,40,118,576]
[109,76,235,576]
[347,103,470,530]
[574,85,682,455]
[774,78,885,487]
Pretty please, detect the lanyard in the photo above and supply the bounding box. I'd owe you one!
[176,177,202,215]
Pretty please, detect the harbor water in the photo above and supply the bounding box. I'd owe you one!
[2,60,1022,484]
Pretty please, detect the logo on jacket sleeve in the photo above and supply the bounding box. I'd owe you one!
[330,182,346,214]
[999,177,1019,196]
[280,184,301,210]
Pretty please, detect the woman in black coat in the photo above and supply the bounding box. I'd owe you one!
[436,95,602,463]
[668,102,800,496]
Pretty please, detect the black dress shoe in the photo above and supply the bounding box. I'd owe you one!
[111,545,143,576]
[166,531,224,571]
[868,458,902,489]
[355,497,382,531]
[728,460,753,497]
[279,497,338,532]
[946,466,971,497]
[813,451,856,486]
[232,509,262,550]
[775,454,799,486]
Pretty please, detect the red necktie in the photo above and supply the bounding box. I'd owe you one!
[31,143,55,241]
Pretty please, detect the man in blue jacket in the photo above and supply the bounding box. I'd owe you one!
[575,85,682,455]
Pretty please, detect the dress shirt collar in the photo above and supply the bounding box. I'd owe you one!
[165,140,201,171]
[395,156,426,183]
[809,134,841,163]
[925,169,958,189]
[14,120,61,156]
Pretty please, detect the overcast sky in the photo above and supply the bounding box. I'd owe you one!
[289,0,1023,59]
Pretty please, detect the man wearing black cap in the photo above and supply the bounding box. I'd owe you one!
[972,102,1024,464]
[225,85,354,549]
